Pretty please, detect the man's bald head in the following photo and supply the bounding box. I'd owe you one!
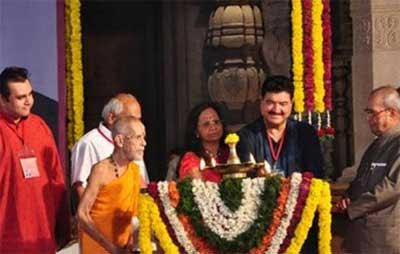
[112,116,146,161]
[101,93,142,128]
[367,86,400,136]
[369,86,400,112]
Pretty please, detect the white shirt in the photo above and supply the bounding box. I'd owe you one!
[70,122,150,187]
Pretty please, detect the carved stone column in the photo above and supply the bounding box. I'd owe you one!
[205,0,266,124]
[350,0,400,164]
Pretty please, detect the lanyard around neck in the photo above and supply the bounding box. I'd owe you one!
[97,127,113,145]
[267,129,286,163]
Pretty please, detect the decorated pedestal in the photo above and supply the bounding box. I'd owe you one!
[137,172,332,254]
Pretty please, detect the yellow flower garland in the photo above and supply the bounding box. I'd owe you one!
[318,182,332,254]
[65,0,84,149]
[138,194,179,254]
[291,0,305,113]
[312,0,325,113]
[138,194,153,254]
[285,179,323,254]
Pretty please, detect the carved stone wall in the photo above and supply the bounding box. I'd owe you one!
[260,0,291,76]
[350,0,400,166]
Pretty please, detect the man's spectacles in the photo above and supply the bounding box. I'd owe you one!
[364,108,389,119]
[198,119,222,128]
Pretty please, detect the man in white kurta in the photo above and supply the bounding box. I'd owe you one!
[71,93,149,199]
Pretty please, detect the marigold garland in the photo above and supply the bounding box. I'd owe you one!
[322,0,332,111]
[291,0,332,118]
[266,173,303,254]
[312,0,325,113]
[144,173,331,254]
[302,0,315,112]
[148,183,184,252]
[278,173,312,253]
[285,179,323,254]
[138,194,180,254]
[291,0,305,113]
[317,182,332,254]
[138,194,153,254]
[65,0,84,149]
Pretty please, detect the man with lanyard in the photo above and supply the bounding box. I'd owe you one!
[237,75,324,178]
[71,93,149,200]
[238,75,324,253]
[0,66,70,253]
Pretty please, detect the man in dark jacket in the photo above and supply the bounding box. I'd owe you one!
[339,86,400,254]
[238,75,324,178]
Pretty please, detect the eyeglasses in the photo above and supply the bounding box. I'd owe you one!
[198,119,222,128]
[364,108,388,119]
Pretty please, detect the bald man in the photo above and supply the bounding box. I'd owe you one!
[71,93,149,199]
[78,116,145,254]
[339,86,400,253]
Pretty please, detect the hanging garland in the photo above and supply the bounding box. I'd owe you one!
[144,173,332,254]
[266,173,302,254]
[291,0,333,125]
[291,0,305,113]
[322,0,332,112]
[302,0,314,112]
[312,0,325,113]
[138,194,180,254]
[65,0,84,149]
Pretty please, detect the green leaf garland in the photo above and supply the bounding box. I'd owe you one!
[219,178,243,212]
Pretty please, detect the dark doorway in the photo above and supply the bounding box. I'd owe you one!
[81,0,165,180]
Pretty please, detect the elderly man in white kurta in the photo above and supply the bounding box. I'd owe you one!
[71,93,149,199]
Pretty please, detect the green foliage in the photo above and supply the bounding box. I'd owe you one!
[219,178,243,212]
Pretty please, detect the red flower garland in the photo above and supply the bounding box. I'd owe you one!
[322,0,332,111]
[302,0,315,111]
[147,183,184,253]
[278,172,313,253]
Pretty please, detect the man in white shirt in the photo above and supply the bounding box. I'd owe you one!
[71,93,149,199]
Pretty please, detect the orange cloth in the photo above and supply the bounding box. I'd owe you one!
[80,162,141,254]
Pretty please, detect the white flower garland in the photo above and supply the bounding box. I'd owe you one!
[157,182,198,254]
[192,178,265,240]
[265,173,302,254]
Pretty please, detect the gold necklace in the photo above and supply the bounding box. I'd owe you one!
[109,156,120,178]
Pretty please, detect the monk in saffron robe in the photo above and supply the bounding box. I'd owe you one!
[0,66,70,254]
[78,116,145,254]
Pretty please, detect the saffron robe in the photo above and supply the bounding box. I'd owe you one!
[237,118,324,178]
[0,113,70,254]
[80,162,141,254]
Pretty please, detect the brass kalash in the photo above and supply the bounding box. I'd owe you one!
[199,133,272,179]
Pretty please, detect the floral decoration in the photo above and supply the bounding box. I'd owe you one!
[141,172,331,254]
[65,0,84,149]
[225,133,240,144]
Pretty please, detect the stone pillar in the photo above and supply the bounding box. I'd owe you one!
[350,0,400,164]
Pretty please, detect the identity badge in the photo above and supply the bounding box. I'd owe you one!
[18,146,40,179]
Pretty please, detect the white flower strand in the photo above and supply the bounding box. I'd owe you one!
[157,182,198,254]
[265,173,303,254]
[192,177,265,240]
